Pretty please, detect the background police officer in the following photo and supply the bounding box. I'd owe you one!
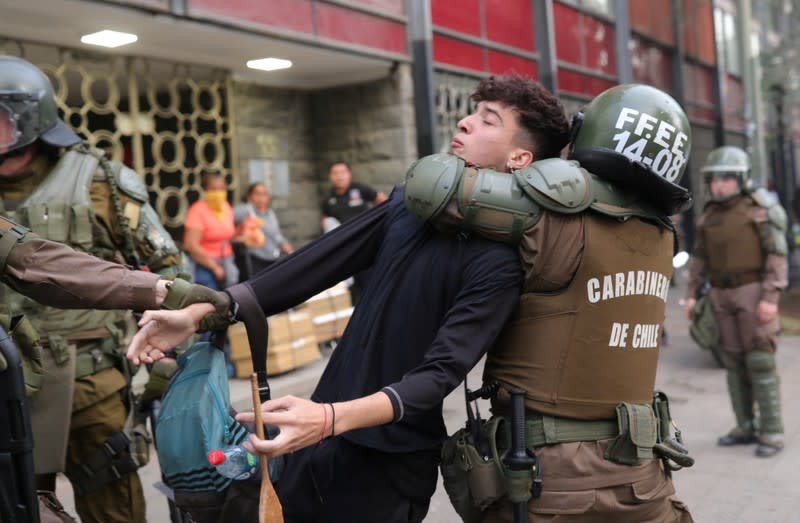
[0,55,183,522]
[684,146,788,458]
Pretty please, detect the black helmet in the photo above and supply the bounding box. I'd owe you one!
[568,84,692,215]
[0,55,81,155]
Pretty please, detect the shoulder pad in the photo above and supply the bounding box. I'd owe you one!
[114,164,149,204]
[514,158,592,214]
[749,188,787,231]
[750,188,776,208]
[404,154,464,222]
[767,201,788,232]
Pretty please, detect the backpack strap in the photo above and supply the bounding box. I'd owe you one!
[226,283,271,402]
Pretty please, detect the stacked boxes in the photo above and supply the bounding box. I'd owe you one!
[297,283,353,343]
[228,310,321,378]
[227,283,353,378]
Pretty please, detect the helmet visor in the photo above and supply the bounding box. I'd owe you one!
[0,94,40,154]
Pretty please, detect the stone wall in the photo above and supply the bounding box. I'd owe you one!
[310,63,418,201]
[231,81,319,245]
[232,64,417,246]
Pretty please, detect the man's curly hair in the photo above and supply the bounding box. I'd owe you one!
[471,74,570,160]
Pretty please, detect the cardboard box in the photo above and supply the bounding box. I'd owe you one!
[232,335,320,378]
[312,307,354,342]
[228,310,314,360]
[299,283,352,319]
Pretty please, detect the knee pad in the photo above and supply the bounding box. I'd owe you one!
[745,351,776,374]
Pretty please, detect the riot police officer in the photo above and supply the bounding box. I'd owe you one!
[404,84,695,522]
[684,146,788,458]
[0,55,183,523]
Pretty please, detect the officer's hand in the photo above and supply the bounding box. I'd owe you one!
[757,300,778,324]
[126,304,213,364]
[684,297,696,321]
[236,395,330,457]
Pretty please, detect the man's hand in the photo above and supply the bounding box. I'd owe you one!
[757,300,779,324]
[236,395,330,457]
[684,297,696,321]
[126,303,214,364]
[212,263,225,282]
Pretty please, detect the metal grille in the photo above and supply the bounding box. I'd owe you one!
[0,38,236,235]
[434,72,479,154]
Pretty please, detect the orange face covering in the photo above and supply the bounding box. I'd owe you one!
[205,190,227,220]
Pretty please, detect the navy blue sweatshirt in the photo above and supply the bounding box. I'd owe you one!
[244,187,522,453]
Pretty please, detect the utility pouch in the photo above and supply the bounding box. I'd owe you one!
[441,416,506,522]
[604,402,657,465]
[690,293,720,351]
[7,314,45,397]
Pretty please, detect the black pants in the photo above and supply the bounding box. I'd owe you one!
[277,437,438,523]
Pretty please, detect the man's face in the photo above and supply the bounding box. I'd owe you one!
[451,101,525,171]
[329,163,352,192]
[709,175,740,198]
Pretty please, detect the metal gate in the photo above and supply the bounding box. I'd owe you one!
[0,38,237,236]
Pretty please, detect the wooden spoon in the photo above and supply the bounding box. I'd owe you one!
[250,373,283,522]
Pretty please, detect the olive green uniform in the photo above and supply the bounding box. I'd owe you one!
[687,190,788,450]
[0,146,181,523]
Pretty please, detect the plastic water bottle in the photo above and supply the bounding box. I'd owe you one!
[207,446,259,480]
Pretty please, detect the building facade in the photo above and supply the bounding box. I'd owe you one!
[1,0,780,248]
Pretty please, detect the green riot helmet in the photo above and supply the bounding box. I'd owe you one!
[0,56,81,157]
[568,84,692,215]
[701,145,751,191]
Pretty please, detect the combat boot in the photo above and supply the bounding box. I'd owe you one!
[746,351,784,458]
[717,352,756,446]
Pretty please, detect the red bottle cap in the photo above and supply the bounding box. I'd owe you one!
[207,450,225,465]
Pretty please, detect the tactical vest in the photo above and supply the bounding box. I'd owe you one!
[701,196,764,286]
[0,147,130,347]
[485,213,674,420]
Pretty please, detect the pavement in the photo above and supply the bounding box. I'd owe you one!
[55,269,800,522]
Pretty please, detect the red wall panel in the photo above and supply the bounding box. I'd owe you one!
[317,3,406,53]
[484,0,535,51]
[189,0,314,33]
[582,16,616,76]
[553,2,582,64]
[433,34,485,71]
[488,51,537,77]
[629,0,674,44]
[681,0,716,64]
[557,68,615,97]
[631,37,673,91]
[431,0,481,36]
[346,0,405,16]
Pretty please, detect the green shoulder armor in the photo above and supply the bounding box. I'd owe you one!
[515,158,666,223]
[750,188,788,255]
[404,154,464,222]
[514,158,593,213]
[115,164,150,203]
[750,188,787,232]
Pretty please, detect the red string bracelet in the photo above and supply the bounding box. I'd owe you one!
[319,403,328,445]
